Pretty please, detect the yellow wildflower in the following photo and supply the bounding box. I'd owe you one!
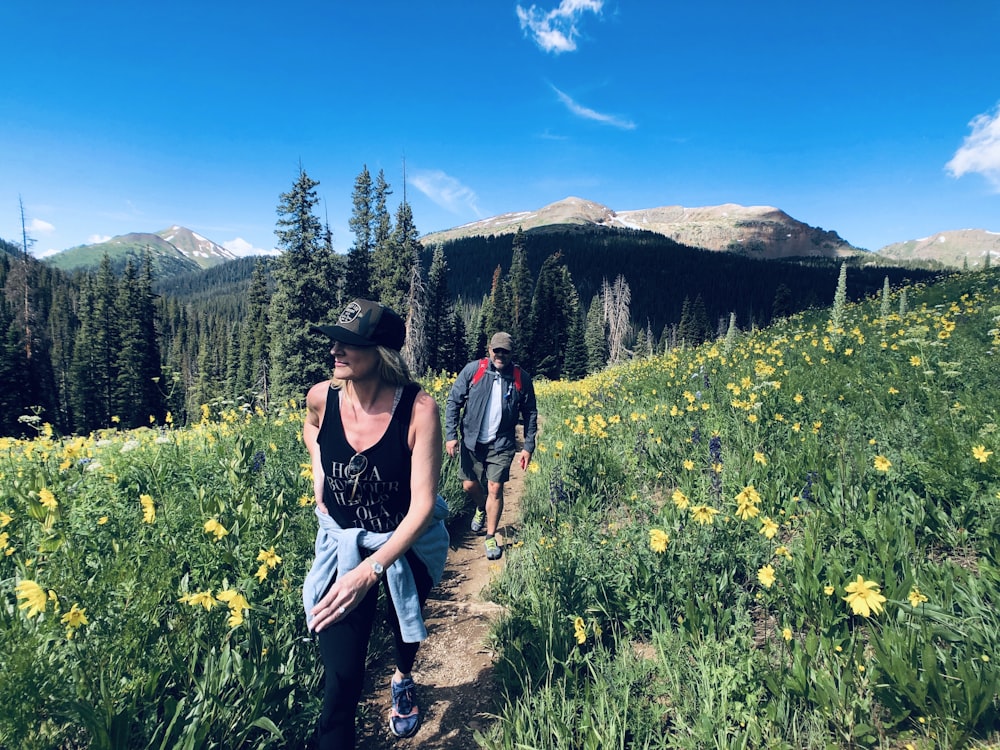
[843,575,887,618]
[759,517,779,539]
[690,504,720,525]
[140,494,156,524]
[257,547,282,568]
[907,587,929,607]
[16,579,48,618]
[671,488,690,511]
[873,455,892,473]
[180,591,218,611]
[573,616,586,645]
[203,518,229,540]
[648,528,669,553]
[38,488,58,510]
[60,603,89,632]
[972,445,993,463]
[757,565,776,588]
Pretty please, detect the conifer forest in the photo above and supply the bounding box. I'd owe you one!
[0,167,938,439]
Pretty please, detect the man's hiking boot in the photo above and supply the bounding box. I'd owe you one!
[484,536,502,561]
[470,508,486,534]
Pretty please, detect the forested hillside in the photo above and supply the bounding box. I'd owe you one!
[1,167,944,439]
[425,228,939,337]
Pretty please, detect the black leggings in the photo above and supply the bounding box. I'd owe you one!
[315,550,433,749]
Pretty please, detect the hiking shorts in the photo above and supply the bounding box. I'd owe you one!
[459,441,516,485]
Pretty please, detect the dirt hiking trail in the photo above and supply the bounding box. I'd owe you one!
[354,455,525,749]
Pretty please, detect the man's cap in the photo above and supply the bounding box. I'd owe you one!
[310,299,406,351]
[490,332,514,352]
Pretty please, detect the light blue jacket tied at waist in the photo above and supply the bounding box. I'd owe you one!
[302,495,450,643]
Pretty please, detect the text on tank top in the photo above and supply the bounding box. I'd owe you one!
[316,383,418,532]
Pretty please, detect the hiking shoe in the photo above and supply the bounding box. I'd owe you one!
[389,676,421,738]
[470,508,486,534]
[484,536,502,561]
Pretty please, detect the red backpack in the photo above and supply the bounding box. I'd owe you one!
[471,358,522,392]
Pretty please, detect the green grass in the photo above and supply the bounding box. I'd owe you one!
[2,270,999,748]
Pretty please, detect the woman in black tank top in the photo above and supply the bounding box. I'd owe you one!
[302,299,446,746]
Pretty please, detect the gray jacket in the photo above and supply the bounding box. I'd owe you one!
[445,359,538,455]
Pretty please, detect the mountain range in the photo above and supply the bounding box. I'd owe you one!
[38,198,999,275]
[43,225,236,275]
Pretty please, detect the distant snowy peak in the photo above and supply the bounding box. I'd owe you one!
[156,226,237,269]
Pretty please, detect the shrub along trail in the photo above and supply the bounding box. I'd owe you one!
[355,455,525,748]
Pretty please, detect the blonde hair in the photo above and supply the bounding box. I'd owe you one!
[330,345,412,389]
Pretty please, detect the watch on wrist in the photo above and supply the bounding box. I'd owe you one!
[370,559,384,579]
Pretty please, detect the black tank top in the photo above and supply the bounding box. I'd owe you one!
[316,383,418,532]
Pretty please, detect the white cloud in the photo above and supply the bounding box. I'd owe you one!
[223,237,278,257]
[552,85,636,130]
[87,234,112,244]
[410,169,482,216]
[29,218,55,234]
[517,0,603,54]
[946,102,1000,190]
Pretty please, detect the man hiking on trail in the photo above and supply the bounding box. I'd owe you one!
[445,332,538,560]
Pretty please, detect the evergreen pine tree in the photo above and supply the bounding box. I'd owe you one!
[113,254,164,427]
[345,165,374,299]
[425,246,452,372]
[633,327,647,358]
[526,253,576,377]
[690,294,710,345]
[448,307,468,372]
[373,169,393,251]
[584,294,607,373]
[562,306,588,380]
[0,299,29,436]
[242,259,272,410]
[677,296,692,347]
[507,229,533,348]
[374,198,420,314]
[483,265,511,336]
[771,283,793,321]
[268,168,338,400]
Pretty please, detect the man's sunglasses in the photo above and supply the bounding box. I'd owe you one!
[492,348,510,355]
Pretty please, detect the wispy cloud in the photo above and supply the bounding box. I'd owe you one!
[552,85,635,130]
[87,234,112,244]
[517,0,603,54]
[223,237,278,257]
[29,218,55,234]
[410,169,482,216]
[946,102,1000,190]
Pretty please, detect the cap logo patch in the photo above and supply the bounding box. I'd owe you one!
[338,301,363,324]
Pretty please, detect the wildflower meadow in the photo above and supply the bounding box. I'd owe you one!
[2,269,999,748]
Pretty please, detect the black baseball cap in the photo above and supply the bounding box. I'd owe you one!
[310,298,406,351]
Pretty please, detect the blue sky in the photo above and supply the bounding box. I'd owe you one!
[3,0,999,258]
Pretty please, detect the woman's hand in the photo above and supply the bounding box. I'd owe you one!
[309,563,378,632]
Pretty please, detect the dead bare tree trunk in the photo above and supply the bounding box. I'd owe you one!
[603,275,631,365]
[402,257,428,376]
